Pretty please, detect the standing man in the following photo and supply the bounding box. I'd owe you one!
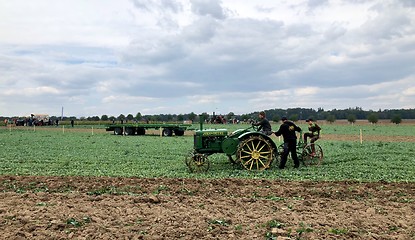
[252,111,272,136]
[274,117,302,169]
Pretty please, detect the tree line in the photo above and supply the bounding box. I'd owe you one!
[2,107,414,125]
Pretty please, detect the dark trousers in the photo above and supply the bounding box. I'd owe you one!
[304,133,319,144]
[279,139,299,169]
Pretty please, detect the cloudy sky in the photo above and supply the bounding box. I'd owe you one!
[1,0,414,117]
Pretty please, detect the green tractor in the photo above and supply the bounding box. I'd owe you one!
[185,117,278,172]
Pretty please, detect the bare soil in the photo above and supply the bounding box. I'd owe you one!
[1,176,414,239]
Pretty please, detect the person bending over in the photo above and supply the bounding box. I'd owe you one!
[274,117,302,169]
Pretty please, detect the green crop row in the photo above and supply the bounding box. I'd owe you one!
[0,127,414,182]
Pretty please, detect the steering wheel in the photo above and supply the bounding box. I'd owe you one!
[251,124,259,131]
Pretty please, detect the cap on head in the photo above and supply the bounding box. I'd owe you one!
[281,116,287,121]
[306,118,313,122]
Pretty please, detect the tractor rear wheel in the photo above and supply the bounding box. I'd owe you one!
[237,136,274,170]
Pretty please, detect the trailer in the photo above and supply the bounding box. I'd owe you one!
[105,123,193,136]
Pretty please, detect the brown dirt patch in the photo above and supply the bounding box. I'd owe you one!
[321,134,415,142]
[1,176,414,239]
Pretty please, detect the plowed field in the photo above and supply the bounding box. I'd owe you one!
[1,176,414,239]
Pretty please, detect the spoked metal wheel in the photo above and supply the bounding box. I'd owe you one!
[237,136,274,170]
[185,152,210,173]
[302,143,323,166]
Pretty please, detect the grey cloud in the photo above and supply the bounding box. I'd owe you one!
[359,14,411,41]
[307,0,329,8]
[160,0,182,13]
[323,24,347,41]
[123,39,186,64]
[285,24,315,37]
[2,1,414,116]
[131,0,182,13]
[130,0,152,11]
[182,17,219,43]
[400,0,415,7]
[190,0,226,19]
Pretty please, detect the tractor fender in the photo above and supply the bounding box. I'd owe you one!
[237,132,278,150]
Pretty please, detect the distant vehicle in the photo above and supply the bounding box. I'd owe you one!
[28,114,51,126]
[105,122,192,136]
[15,119,25,126]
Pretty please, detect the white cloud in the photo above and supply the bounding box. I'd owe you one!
[5,86,60,96]
[0,0,414,117]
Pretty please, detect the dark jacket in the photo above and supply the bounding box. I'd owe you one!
[274,120,302,141]
[253,118,272,132]
[308,123,321,136]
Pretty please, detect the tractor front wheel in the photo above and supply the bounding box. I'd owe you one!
[237,136,274,170]
[185,152,210,173]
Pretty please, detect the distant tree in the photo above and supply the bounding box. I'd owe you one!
[165,114,173,121]
[226,112,235,120]
[200,112,209,122]
[241,114,250,122]
[367,113,379,124]
[177,114,184,122]
[326,114,336,123]
[88,116,100,121]
[289,114,299,122]
[135,112,142,121]
[117,114,125,121]
[272,115,281,122]
[109,116,116,122]
[188,112,197,122]
[101,115,109,121]
[148,115,159,121]
[391,114,402,124]
[126,114,134,121]
[347,114,356,124]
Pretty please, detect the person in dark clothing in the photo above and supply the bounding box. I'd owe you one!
[252,111,272,135]
[303,118,321,144]
[303,118,321,156]
[274,116,302,169]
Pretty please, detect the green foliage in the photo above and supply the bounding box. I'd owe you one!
[328,228,348,235]
[0,125,414,182]
[347,114,356,124]
[367,113,379,124]
[272,115,281,122]
[188,112,197,121]
[208,219,231,226]
[66,217,91,227]
[391,114,402,124]
[265,219,285,229]
[289,114,299,122]
[326,114,336,123]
